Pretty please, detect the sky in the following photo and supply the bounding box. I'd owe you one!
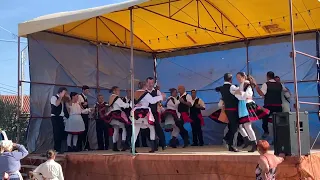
[0,0,125,95]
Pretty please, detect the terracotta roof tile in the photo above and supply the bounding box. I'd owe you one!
[0,95,30,113]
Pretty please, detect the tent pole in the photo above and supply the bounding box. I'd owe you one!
[153,54,157,84]
[245,41,250,75]
[17,37,21,143]
[289,0,301,157]
[130,7,136,155]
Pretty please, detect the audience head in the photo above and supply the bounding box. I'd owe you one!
[0,140,13,154]
[274,76,280,82]
[266,71,275,81]
[97,94,104,103]
[223,73,233,83]
[257,140,270,154]
[46,149,56,160]
[146,77,155,90]
[169,88,178,97]
[191,89,197,99]
[110,86,120,95]
[82,85,90,95]
[138,81,147,90]
[177,85,186,95]
[70,92,78,102]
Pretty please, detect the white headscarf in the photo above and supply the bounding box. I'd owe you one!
[0,140,13,152]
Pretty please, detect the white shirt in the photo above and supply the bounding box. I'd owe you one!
[50,94,64,117]
[33,159,64,180]
[224,82,239,95]
[67,103,91,115]
[180,92,194,106]
[194,97,206,109]
[77,93,88,114]
[235,80,254,103]
[136,90,163,107]
[110,94,130,111]
[260,79,286,95]
[147,88,161,96]
[166,96,180,110]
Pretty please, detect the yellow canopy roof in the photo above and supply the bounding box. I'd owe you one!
[18,0,320,52]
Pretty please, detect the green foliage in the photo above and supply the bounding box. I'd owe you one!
[0,98,28,144]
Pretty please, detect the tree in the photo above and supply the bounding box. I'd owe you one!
[0,98,28,144]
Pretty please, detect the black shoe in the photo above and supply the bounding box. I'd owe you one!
[242,136,251,149]
[191,143,198,146]
[248,142,257,152]
[67,146,73,152]
[113,143,120,152]
[199,143,204,147]
[170,137,177,148]
[229,145,240,152]
[121,141,129,151]
[149,140,156,153]
[183,138,189,148]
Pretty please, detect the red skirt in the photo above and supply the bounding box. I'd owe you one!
[105,110,131,125]
[161,109,179,123]
[239,102,270,124]
[66,131,84,135]
[209,109,229,124]
[134,108,154,125]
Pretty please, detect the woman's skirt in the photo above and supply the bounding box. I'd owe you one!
[239,102,270,124]
[65,114,85,134]
[132,107,155,125]
[105,110,131,125]
[209,109,229,124]
[161,109,179,123]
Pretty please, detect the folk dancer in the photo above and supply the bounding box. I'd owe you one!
[78,85,90,151]
[65,92,92,152]
[132,82,165,153]
[255,71,286,139]
[275,76,291,112]
[121,90,136,147]
[161,88,180,148]
[146,77,166,150]
[234,72,270,152]
[177,85,193,148]
[94,94,110,150]
[104,86,131,152]
[190,90,205,146]
[50,87,69,153]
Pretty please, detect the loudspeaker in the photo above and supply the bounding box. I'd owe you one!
[273,112,310,156]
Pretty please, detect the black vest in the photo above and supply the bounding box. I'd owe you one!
[178,94,190,113]
[264,82,282,105]
[80,93,88,109]
[148,89,158,113]
[220,84,239,109]
[190,98,201,115]
[51,95,69,118]
[121,97,132,117]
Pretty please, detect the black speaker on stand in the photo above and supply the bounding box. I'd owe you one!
[272,112,310,156]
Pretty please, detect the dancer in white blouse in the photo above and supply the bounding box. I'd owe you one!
[234,72,270,152]
[161,88,180,148]
[65,92,91,152]
[132,81,165,153]
[104,86,131,152]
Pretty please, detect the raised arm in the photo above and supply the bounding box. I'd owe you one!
[255,83,267,97]
[12,144,29,160]
[51,96,62,107]
[145,93,163,104]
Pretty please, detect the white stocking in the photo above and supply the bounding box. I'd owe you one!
[73,135,78,146]
[243,122,256,141]
[67,134,72,147]
[238,124,248,137]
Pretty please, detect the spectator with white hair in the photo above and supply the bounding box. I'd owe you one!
[0,140,28,180]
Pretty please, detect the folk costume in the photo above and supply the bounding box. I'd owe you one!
[121,96,136,147]
[260,79,284,136]
[161,96,180,148]
[235,80,270,152]
[50,94,69,153]
[78,93,90,150]
[65,100,91,152]
[190,97,205,146]
[104,94,131,151]
[94,101,110,150]
[132,89,163,153]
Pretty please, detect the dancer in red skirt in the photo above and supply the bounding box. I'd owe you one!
[234,72,270,152]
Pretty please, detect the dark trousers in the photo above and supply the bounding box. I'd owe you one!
[140,129,149,147]
[96,119,109,150]
[175,120,189,143]
[51,116,65,152]
[262,106,283,134]
[125,124,141,147]
[152,111,166,147]
[224,110,239,146]
[78,114,90,150]
[191,115,203,145]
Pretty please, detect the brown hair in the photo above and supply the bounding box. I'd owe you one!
[46,149,56,159]
[138,81,146,89]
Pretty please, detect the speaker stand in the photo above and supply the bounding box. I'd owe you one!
[311,129,320,150]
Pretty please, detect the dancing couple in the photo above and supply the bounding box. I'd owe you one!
[210,72,269,152]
